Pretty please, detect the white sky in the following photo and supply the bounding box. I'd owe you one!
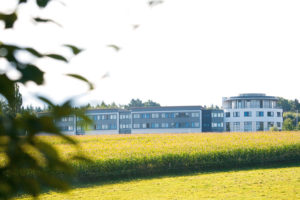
[1,0,300,107]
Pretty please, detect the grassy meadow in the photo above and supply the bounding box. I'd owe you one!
[42,132,300,180]
[17,165,300,200]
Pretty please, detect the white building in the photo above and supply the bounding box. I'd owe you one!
[222,93,283,132]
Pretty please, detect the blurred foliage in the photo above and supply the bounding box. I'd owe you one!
[0,0,93,199]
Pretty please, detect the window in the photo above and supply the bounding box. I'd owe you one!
[277,122,281,128]
[226,122,230,131]
[97,115,101,120]
[151,123,159,128]
[256,122,264,131]
[133,124,140,128]
[233,112,240,117]
[170,113,175,118]
[212,123,218,127]
[267,112,274,117]
[244,111,252,117]
[133,114,140,119]
[110,114,117,120]
[233,122,240,132]
[161,123,169,128]
[61,117,68,122]
[225,112,230,117]
[68,117,73,121]
[218,122,223,127]
[93,115,97,121]
[95,124,100,130]
[102,124,108,129]
[152,113,159,118]
[192,122,200,128]
[267,122,274,129]
[191,112,200,117]
[178,112,189,118]
[244,122,252,132]
[170,122,175,128]
[256,111,264,117]
[110,124,117,129]
[212,113,218,118]
[277,112,281,117]
[218,113,224,117]
[68,126,73,131]
[161,113,166,118]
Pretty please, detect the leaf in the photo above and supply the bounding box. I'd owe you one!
[33,17,62,27]
[65,74,94,90]
[36,0,52,8]
[18,0,27,4]
[148,0,164,7]
[0,12,17,29]
[37,96,55,107]
[63,44,84,55]
[18,64,44,85]
[24,48,43,58]
[0,74,15,103]
[107,44,121,52]
[45,54,68,62]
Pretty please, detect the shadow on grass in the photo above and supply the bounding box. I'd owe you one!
[15,161,300,199]
[71,161,300,189]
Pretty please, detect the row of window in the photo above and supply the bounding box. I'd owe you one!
[132,122,200,129]
[133,112,200,119]
[211,122,224,128]
[230,121,281,132]
[120,124,131,129]
[87,114,117,121]
[224,100,278,109]
[211,113,224,118]
[92,124,117,130]
[61,117,73,122]
[120,114,131,119]
[226,111,281,118]
[60,125,73,131]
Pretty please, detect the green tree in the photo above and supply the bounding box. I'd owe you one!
[282,118,294,131]
[0,0,92,199]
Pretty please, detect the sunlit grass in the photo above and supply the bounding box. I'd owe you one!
[17,166,300,200]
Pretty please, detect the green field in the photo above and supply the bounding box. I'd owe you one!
[49,132,300,180]
[13,132,300,199]
[17,166,300,200]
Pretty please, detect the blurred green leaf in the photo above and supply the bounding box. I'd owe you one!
[36,0,52,8]
[33,17,62,27]
[0,75,15,103]
[66,74,94,90]
[107,44,121,51]
[63,44,84,55]
[45,54,68,62]
[0,12,17,29]
[19,0,27,4]
[18,64,44,85]
[24,48,43,58]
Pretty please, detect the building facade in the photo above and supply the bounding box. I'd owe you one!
[53,93,283,135]
[222,93,283,132]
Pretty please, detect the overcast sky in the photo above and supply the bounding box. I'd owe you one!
[1,0,300,107]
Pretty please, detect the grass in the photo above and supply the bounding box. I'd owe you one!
[17,165,300,200]
[47,131,300,180]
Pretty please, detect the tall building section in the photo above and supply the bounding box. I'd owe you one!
[222,93,283,132]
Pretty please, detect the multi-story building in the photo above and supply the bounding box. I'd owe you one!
[131,106,202,134]
[52,93,283,135]
[222,93,283,132]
